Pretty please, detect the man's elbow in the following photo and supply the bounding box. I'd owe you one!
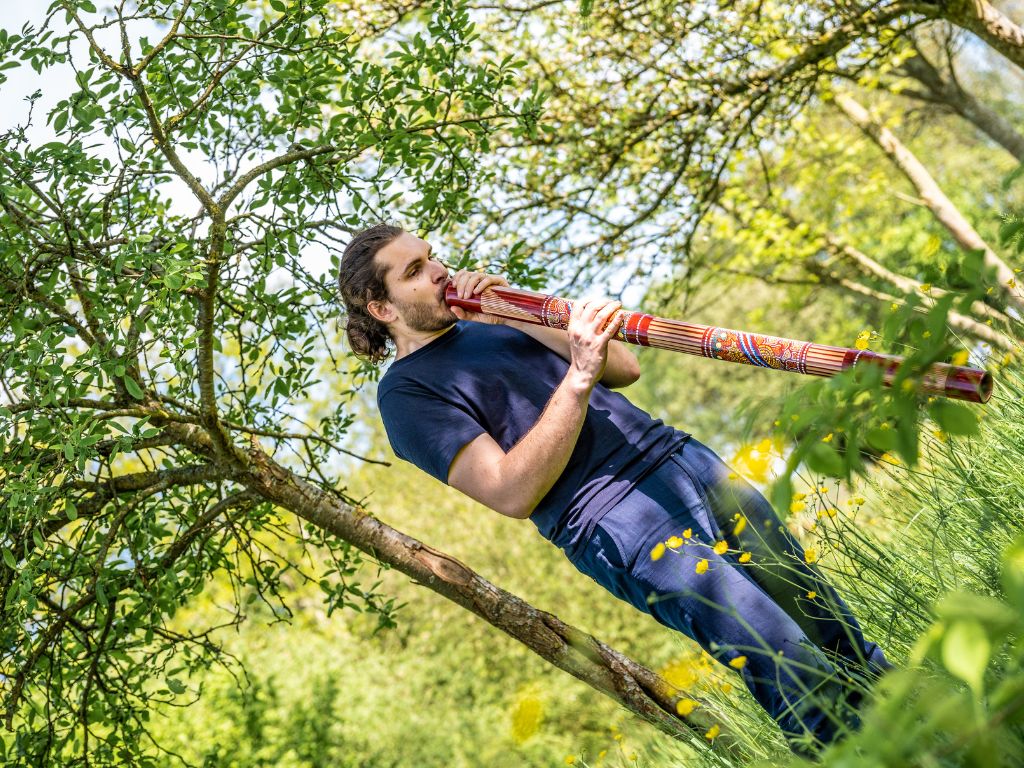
[497,498,535,520]
[605,359,642,389]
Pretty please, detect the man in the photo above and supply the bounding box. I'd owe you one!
[337,222,889,753]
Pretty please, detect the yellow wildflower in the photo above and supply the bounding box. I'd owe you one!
[629,753,638,762]
[853,496,866,505]
[650,542,666,561]
[695,559,709,575]
[683,528,692,539]
[720,682,733,694]
[951,350,970,367]
[713,541,728,555]
[676,698,698,716]
[822,432,833,443]
[804,548,818,564]
[599,751,607,760]
[919,283,931,293]
[666,535,684,549]
[790,500,806,513]
[510,695,544,743]
[729,655,748,670]
[890,302,900,311]
[661,653,703,690]
[806,590,817,599]
[565,757,576,765]
[826,507,837,518]
[738,552,752,563]
[705,724,721,740]
[793,492,807,501]
[733,514,747,536]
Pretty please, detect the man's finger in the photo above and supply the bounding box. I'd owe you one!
[600,310,624,336]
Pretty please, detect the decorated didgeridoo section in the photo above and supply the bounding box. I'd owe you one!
[444,283,993,404]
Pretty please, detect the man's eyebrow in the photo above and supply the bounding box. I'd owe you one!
[401,245,432,276]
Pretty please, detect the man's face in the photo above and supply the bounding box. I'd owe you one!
[375,232,456,333]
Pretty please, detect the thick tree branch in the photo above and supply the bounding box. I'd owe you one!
[227,433,743,754]
[934,0,1024,71]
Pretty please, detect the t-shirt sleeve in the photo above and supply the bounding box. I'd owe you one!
[378,384,487,485]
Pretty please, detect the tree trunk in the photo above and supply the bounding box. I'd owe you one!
[834,92,1024,314]
[898,49,1024,163]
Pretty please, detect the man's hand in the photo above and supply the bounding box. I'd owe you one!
[566,298,624,391]
[448,270,509,325]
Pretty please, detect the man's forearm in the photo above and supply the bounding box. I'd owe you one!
[496,368,593,519]
[505,319,641,388]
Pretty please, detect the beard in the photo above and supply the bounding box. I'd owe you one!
[391,290,457,333]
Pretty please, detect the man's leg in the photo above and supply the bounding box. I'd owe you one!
[668,439,890,676]
[564,443,885,750]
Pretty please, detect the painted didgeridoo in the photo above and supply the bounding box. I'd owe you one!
[444,283,993,404]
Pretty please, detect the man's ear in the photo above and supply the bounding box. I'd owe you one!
[366,298,395,324]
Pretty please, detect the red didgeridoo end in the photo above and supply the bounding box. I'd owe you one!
[444,282,484,312]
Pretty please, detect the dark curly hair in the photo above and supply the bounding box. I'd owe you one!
[337,223,405,364]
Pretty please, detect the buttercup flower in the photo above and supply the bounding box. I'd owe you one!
[650,542,666,561]
[804,548,818,564]
[666,536,684,549]
[729,655,748,670]
[695,559,709,574]
[738,552,752,564]
[713,541,728,555]
[675,698,698,716]
[705,724,721,740]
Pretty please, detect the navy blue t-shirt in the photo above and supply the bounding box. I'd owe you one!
[376,321,690,549]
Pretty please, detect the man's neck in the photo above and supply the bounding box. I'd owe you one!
[393,323,456,361]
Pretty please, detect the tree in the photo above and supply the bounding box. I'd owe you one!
[0,2,747,764]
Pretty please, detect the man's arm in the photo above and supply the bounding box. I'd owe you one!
[446,270,641,388]
[447,298,623,520]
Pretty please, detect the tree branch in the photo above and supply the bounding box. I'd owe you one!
[834,91,1023,313]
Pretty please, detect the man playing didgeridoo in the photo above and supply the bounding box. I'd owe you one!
[336,223,890,754]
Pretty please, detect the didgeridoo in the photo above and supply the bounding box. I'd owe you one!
[444,283,993,404]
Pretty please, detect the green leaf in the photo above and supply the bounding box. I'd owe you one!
[865,426,897,452]
[167,678,186,694]
[929,401,979,437]
[123,375,144,400]
[1002,534,1024,611]
[805,441,844,477]
[942,619,989,695]
[1,547,15,569]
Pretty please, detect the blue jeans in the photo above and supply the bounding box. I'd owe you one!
[560,438,890,750]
